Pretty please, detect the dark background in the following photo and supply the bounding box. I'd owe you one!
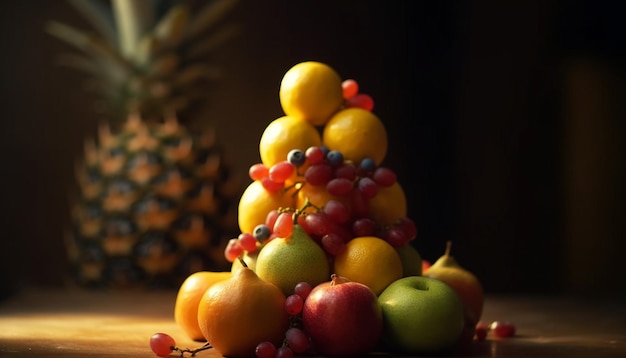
[1,1,624,299]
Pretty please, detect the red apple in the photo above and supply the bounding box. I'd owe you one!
[302,274,383,356]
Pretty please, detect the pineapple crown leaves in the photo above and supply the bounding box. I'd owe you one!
[46,0,241,123]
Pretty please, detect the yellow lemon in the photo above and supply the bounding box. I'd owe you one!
[279,61,344,126]
[322,108,388,165]
[369,182,407,225]
[238,180,294,234]
[259,115,322,167]
[333,236,403,295]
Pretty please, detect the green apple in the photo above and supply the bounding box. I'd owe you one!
[378,276,465,354]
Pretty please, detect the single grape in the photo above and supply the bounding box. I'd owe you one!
[296,214,311,234]
[326,150,344,167]
[475,321,491,341]
[249,163,269,181]
[304,146,325,165]
[224,238,243,262]
[373,167,397,187]
[383,226,410,247]
[253,224,272,241]
[326,178,354,197]
[265,210,280,230]
[285,294,304,316]
[304,212,333,237]
[294,282,313,300]
[322,233,346,256]
[491,321,516,338]
[239,232,259,252]
[359,157,377,173]
[342,79,359,99]
[397,217,418,241]
[285,327,310,353]
[256,341,277,358]
[352,217,377,237]
[323,199,350,224]
[475,326,489,341]
[269,161,295,183]
[261,177,285,192]
[287,149,306,167]
[334,162,357,180]
[150,333,175,357]
[273,212,294,238]
[304,164,333,186]
[276,346,293,358]
[357,177,379,199]
[345,93,374,111]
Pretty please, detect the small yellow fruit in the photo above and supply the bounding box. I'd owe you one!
[259,115,322,167]
[333,236,403,295]
[279,61,344,127]
[238,180,294,234]
[368,182,407,225]
[323,108,388,165]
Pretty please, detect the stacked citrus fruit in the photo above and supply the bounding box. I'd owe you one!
[166,61,445,358]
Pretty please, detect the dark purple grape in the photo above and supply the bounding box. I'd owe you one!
[253,224,272,241]
[373,167,397,187]
[359,157,376,173]
[326,150,344,166]
[287,149,306,167]
[326,178,354,197]
[304,164,333,186]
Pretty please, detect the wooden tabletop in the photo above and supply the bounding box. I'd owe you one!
[0,288,624,357]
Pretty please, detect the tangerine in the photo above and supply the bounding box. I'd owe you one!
[174,271,231,341]
[333,236,403,295]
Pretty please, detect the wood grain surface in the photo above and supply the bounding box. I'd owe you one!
[0,288,624,357]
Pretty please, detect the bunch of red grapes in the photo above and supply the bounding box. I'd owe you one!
[225,145,417,262]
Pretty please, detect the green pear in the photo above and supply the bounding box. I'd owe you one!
[424,241,484,323]
[395,243,423,277]
[255,224,330,295]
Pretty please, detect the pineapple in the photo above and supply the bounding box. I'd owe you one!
[49,0,242,288]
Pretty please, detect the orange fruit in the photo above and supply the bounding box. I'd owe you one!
[238,180,294,234]
[333,236,403,295]
[174,271,231,341]
[197,267,289,357]
[322,108,388,165]
[368,181,407,225]
[279,61,344,126]
[259,115,322,167]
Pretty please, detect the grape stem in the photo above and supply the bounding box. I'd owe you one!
[292,197,321,224]
[172,342,212,357]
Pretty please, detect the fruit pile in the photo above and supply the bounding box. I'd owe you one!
[152,61,513,357]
